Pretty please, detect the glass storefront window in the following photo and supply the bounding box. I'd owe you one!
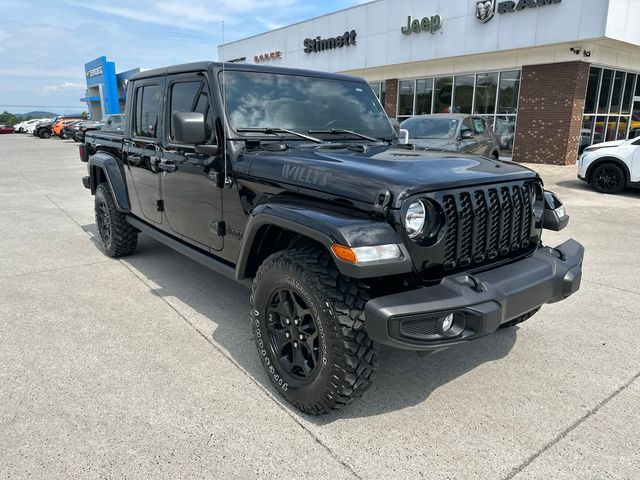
[398,80,415,117]
[497,71,520,114]
[434,76,453,113]
[593,116,607,144]
[579,117,594,155]
[474,72,498,115]
[453,75,474,114]
[583,67,639,152]
[415,78,433,115]
[606,117,619,142]
[584,68,601,114]
[598,69,613,113]
[621,74,635,115]
[609,71,625,115]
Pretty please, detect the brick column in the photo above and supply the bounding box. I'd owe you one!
[513,61,590,165]
[384,79,398,118]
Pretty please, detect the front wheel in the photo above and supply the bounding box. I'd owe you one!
[95,183,138,257]
[38,129,51,139]
[591,162,625,194]
[250,247,378,415]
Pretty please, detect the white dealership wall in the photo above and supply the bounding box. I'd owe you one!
[218,0,640,81]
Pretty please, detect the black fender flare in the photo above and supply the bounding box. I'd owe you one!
[585,156,631,186]
[88,152,131,212]
[235,201,413,280]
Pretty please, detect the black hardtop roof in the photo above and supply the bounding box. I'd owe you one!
[129,61,366,84]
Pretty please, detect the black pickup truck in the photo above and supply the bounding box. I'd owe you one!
[80,62,584,415]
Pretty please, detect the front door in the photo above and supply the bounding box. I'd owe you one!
[159,74,223,251]
[125,80,164,224]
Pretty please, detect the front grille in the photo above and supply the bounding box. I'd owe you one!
[441,182,536,271]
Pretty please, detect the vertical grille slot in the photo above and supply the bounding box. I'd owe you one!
[443,196,458,270]
[488,189,501,259]
[458,192,473,266]
[439,181,537,272]
[512,186,523,251]
[499,187,513,255]
[473,191,488,263]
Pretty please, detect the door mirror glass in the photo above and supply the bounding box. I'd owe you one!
[172,112,206,145]
[461,129,475,140]
[399,128,410,144]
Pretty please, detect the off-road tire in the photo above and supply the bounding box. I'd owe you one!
[250,247,379,415]
[95,183,138,257]
[38,128,51,139]
[498,307,541,329]
[591,162,625,194]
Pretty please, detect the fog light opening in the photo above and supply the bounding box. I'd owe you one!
[437,312,465,337]
[441,313,454,332]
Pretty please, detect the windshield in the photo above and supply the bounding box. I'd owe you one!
[222,71,394,140]
[401,117,459,139]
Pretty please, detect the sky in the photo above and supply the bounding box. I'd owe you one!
[0,0,365,114]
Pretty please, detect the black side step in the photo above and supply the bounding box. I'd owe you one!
[126,216,251,288]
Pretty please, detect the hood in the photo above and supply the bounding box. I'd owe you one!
[586,140,626,150]
[245,144,538,209]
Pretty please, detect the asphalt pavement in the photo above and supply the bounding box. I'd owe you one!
[1,134,639,479]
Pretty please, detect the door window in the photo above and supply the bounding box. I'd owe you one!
[472,118,486,133]
[168,81,215,143]
[461,118,474,135]
[134,85,161,138]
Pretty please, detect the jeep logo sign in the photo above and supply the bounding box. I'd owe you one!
[476,0,562,23]
[401,15,443,35]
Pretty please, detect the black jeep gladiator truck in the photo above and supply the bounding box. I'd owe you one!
[80,62,584,415]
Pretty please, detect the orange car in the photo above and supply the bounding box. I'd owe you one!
[52,118,84,138]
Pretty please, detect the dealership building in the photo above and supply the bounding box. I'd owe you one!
[81,56,140,120]
[219,0,640,164]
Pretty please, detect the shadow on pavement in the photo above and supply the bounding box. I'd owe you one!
[86,226,518,420]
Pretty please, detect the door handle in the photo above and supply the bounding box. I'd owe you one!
[159,160,177,173]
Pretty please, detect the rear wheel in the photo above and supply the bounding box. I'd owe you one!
[38,128,51,139]
[250,247,378,415]
[95,183,138,257]
[591,162,625,194]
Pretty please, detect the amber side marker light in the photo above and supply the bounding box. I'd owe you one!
[332,244,357,264]
[331,243,403,265]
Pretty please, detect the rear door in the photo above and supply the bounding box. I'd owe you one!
[124,79,164,224]
[159,73,223,251]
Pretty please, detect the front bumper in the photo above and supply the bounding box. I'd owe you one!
[365,239,584,351]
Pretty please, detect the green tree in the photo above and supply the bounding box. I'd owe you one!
[0,111,21,126]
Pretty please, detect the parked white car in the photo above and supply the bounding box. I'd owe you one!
[24,119,49,134]
[578,138,640,194]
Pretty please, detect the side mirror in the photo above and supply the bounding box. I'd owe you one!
[461,130,475,140]
[399,128,410,145]
[543,191,570,231]
[172,112,206,145]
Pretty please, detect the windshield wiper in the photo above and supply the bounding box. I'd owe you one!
[237,127,323,144]
[308,129,380,143]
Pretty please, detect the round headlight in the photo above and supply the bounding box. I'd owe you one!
[404,200,426,238]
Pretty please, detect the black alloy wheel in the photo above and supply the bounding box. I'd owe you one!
[96,196,112,247]
[266,288,320,381]
[592,163,625,194]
